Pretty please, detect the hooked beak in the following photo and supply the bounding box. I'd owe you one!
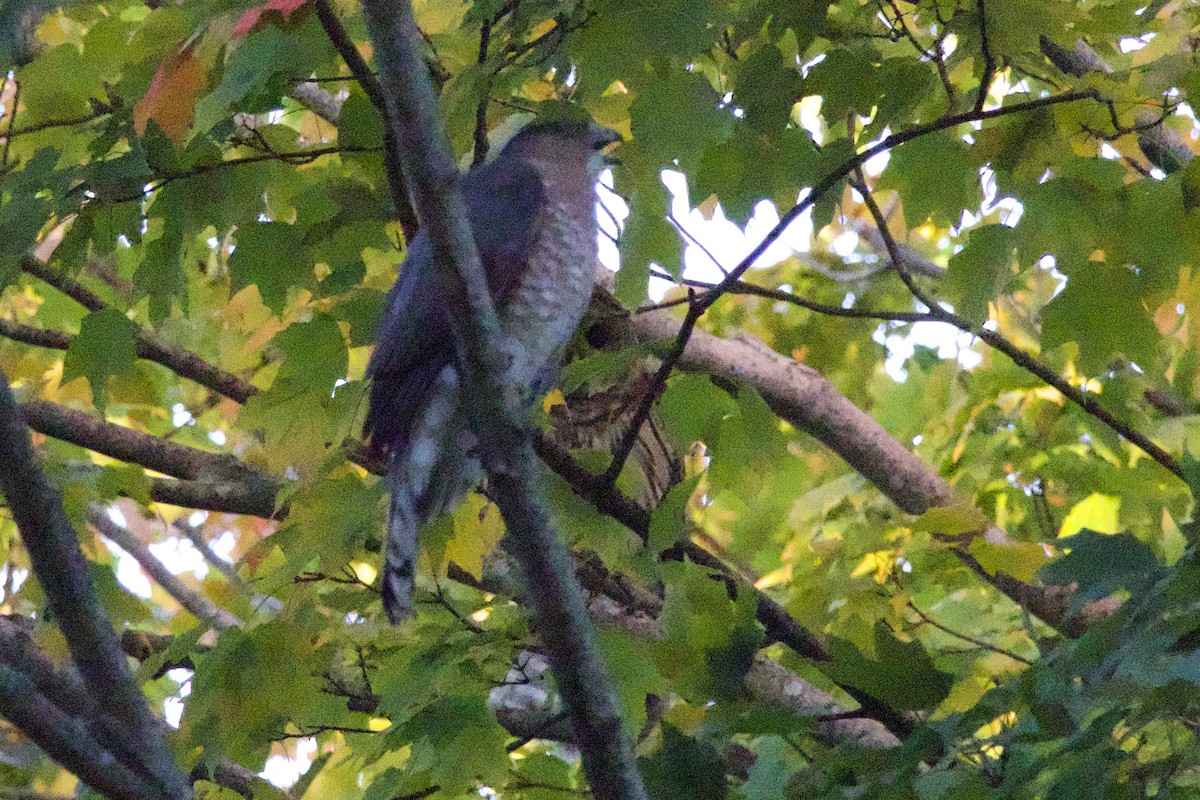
[588,123,622,165]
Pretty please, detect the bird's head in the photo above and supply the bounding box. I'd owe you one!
[500,115,622,179]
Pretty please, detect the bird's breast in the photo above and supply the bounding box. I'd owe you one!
[498,195,598,386]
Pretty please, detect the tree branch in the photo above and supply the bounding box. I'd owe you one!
[7,261,261,404]
[88,508,243,631]
[313,0,420,241]
[0,665,162,800]
[18,399,264,483]
[619,293,1103,633]
[359,2,647,797]
[0,372,190,799]
[973,0,996,114]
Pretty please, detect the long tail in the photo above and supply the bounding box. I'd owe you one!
[382,459,420,622]
[381,366,474,623]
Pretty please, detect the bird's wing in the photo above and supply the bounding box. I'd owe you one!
[363,156,547,455]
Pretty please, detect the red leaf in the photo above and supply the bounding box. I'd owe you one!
[232,0,310,38]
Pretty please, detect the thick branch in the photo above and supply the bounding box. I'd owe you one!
[0,373,189,799]
[19,399,262,482]
[0,665,161,800]
[621,299,1093,632]
[359,3,647,797]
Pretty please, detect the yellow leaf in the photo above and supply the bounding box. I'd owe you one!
[911,503,991,536]
[528,17,557,39]
[542,388,566,413]
[934,676,990,719]
[967,539,1051,583]
[1059,493,1120,537]
[443,494,505,580]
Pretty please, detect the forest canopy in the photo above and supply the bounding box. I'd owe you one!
[1,0,1200,798]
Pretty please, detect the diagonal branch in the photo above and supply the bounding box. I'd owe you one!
[850,172,1182,480]
[89,508,242,631]
[19,253,259,402]
[0,372,190,799]
[359,2,648,797]
[620,292,1105,632]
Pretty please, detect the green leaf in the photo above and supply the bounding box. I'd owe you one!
[228,221,312,313]
[628,71,734,170]
[823,622,952,712]
[62,309,139,412]
[275,474,381,572]
[617,184,679,304]
[738,737,797,800]
[640,724,727,800]
[803,46,880,121]
[912,503,992,536]
[1181,449,1200,503]
[272,312,349,395]
[733,45,802,134]
[879,131,981,225]
[337,90,384,150]
[1040,262,1158,373]
[710,386,788,504]
[1182,150,1200,212]
[656,374,735,454]
[694,125,817,224]
[648,474,701,554]
[1039,530,1160,597]
[598,627,668,736]
[15,44,106,125]
[945,224,1016,322]
[192,27,293,138]
[182,621,323,765]
[576,0,729,86]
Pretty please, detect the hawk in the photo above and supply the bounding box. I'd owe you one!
[365,117,620,621]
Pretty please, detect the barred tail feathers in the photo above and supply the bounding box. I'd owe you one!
[383,462,420,622]
[381,366,475,623]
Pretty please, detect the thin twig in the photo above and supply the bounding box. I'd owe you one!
[89,508,242,631]
[882,0,956,109]
[668,215,728,276]
[974,0,996,114]
[313,0,420,239]
[604,89,1099,486]
[851,172,1183,480]
[646,268,929,322]
[602,290,702,485]
[4,104,113,138]
[94,144,382,206]
[908,601,1032,665]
